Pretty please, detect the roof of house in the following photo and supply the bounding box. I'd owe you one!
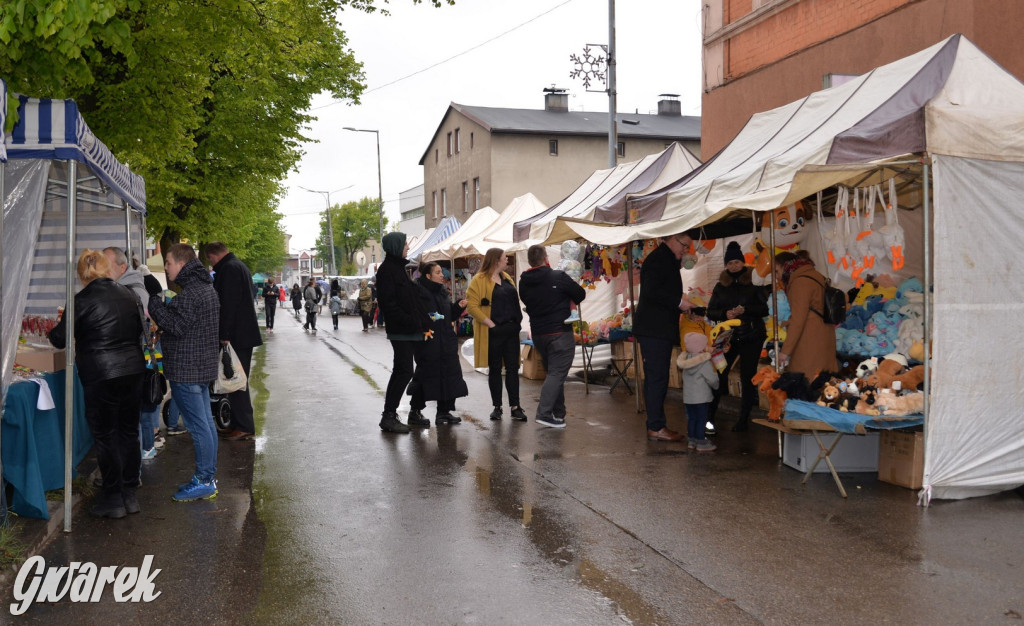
[419,102,701,164]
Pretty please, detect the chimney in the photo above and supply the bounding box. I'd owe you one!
[543,87,569,112]
[657,93,681,116]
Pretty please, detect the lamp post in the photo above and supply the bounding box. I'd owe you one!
[300,185,352,276]
[342,127,384,246]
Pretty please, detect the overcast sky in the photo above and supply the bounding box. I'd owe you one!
[279,0,704,251]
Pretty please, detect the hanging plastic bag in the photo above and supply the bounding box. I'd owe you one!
[213,344,247,394]
[850,184,888,277]
[818,189,845,270]
[878,177,906,271]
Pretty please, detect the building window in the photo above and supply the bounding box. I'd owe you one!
[455,128,461,154]
[432,191,437,218]
[442,188,447,216]
[549,139,558,156]
[473,177,480,211]
[462,181,469,213]
[617,141,625,158]
[470,132,474,148]
[447,132,453,156]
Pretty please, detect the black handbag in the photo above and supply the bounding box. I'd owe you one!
[142,348,167,407]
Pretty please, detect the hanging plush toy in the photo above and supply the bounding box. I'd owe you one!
[748,201,810,285]
[821,187,850,280]
[877,177,907,271]
[558,240,584,323]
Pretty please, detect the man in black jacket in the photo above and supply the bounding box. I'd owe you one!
[634,233,693,442]
[205,242,263,441]
[519,244,586,429]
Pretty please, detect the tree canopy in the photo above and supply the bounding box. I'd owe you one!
[0,0,450,270]
[317,196,388,274]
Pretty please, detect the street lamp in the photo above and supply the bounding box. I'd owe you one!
[299,184,352,276]
[342,127,384,246]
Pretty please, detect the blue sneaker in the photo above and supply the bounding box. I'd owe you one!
[172,478,217,502]
[176,475,200,491]
[141,447,157,460]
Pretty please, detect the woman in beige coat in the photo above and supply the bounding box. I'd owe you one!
[774,251,838,377]
[466,248,527,421]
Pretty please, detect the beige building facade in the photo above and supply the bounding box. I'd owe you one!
[420,93,701,229]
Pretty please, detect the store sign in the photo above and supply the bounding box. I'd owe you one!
[10,555,162,615]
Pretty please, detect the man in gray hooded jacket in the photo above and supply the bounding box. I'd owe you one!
[104,247,148,313]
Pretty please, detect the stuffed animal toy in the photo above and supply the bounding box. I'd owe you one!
[854,387,881,415]
[863,357,906,388]
[773,371,812,402]
[752,366,787,422]
[749,202,810,285]
[855,357,879,379]
[891,364,925,391]
[817,380,843,408]
[877,391,925,417]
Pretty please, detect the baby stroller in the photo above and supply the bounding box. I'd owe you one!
[161,385,232,432]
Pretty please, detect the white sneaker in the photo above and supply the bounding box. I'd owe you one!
[141,447,158,460]
[564,310,580,324]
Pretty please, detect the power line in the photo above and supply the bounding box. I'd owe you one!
[312,0,578,111]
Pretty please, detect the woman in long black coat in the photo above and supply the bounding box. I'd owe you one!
[408,261,469,425]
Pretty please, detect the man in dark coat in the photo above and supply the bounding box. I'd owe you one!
[262,280,280,333]
[205,242,263,440]
[633,233,693,442]
[147,244,222,501]
[375,232,432,433]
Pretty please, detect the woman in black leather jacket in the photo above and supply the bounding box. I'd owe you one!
[49,250,146,519]
[707,241,769,432]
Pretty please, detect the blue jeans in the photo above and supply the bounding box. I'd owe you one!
[139,405,160,450]
[686,403,709,441]
[169,381,218,482]
[533,332,575,420]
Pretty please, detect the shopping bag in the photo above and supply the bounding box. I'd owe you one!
[213,344,247,394]
[142,347,167,407]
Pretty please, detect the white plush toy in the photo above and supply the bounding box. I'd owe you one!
[856,357,880,379]
[559,241,584,323]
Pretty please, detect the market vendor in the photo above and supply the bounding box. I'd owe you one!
[773,251,837,377]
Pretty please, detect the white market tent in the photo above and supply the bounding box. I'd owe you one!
[407,216,461,262]
[510,142,701,249]
[559,35,1024,501]
[479,192,548,250]
[2,93,147,528]
[405,228,434,256]
[420,206,499,263]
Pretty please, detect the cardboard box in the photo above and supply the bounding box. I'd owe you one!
[520,344,546,380]
[782,431,880,473]
[878,430,924,489]
[15,345,66,372]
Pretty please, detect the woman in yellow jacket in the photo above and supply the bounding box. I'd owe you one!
[467,248,527,421]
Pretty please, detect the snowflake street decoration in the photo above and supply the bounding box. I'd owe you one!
[569,44,608,90]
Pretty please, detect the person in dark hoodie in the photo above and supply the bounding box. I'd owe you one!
[407,261,469,426]
[518,244,586,429]
[375,232,432,434]
[707,241,769,432]
[146,244,222,502]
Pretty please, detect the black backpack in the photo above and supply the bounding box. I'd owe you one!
[796,275,847,325]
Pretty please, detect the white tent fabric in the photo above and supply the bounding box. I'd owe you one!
[512,142,701,248]
[466,192,548,252]
[405,228,433,255]
[407,216,461,262]
[420,206,499,262]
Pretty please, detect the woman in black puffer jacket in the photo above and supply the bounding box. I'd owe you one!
[707,241,769,432]
[49,250,146,519]
[407,261,469,426]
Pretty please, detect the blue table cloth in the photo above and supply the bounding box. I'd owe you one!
[783,399,923,434]
[2,369,93,519]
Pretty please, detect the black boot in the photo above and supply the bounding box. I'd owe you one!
[731,417,749,432]
[489,407,502,421]
[407,410,431,427]
[90,495,127,519]
[435,411,461,425]
[379,411,411,434]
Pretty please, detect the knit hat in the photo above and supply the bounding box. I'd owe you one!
[683,332,708,355]
[724,241,744,264]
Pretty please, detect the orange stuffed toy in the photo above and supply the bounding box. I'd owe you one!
[863,358,905,389]
[891,364,925,391]
[752,365,788,422]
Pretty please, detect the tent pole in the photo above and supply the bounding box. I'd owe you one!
[921,157,932,498]
[766,209,782,453]
[627,241,642,413]
[124,201,131,260]
[64,160,78,532]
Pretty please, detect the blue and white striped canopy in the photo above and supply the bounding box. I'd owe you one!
[407,216,461,261]
[5,95,145,211]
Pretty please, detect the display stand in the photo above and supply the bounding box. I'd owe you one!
[608,342,633,395]
[753,418,866,498]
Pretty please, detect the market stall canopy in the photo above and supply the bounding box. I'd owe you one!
[479,193,548,248]
[405,228,434,255]
[407,216,461,262]
[511,142,701,247]
[6,95,146,212]
[420,206,499,262]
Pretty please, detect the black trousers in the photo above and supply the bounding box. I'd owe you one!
[487,328,521,407]
[385,340,416,413]
[637,335,673,432]
[264,302,276,329]
[361,310,372,330]
[228,343,256,433]
[304,310,317,330]
[82,373,144,505]
[709,336,763,424]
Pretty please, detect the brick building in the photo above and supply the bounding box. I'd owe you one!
[702,0,1024,156]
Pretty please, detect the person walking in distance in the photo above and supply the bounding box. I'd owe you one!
[634,232,694,442]
[518,244,586,429]
[329,290,343,330]
[145,244,221,501]
[290,283,302,320]
[357,279,374,332]
[303,277,319,334]
[466,248,527,422]
[205,242,263,441]
[375,232,432,433]
[262,280,280,334]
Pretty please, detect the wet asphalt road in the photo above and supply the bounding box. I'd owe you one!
[4,308,1024,624]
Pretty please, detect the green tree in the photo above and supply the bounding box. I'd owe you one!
[317,196,388,272]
